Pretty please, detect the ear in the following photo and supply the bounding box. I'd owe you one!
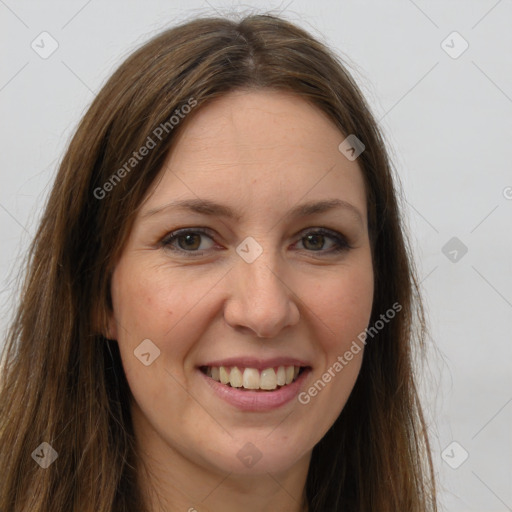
[105,312,118,340]
[92,301,118,340]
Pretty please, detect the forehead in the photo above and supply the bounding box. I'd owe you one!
[143,90,368,224]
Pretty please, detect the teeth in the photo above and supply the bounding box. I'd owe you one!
[276,366,286,386]
[219,366,229,384]
[242,368,260,389]
[260,368,277,390]
[229,367,243,388]
[204,364,303,390]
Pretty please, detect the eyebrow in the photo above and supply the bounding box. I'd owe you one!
[142,198,364,225]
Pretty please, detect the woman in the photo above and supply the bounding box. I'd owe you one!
[0,13,437,512]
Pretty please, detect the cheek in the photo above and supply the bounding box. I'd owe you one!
[112,260,182,328]
[315,264,374,351]
[110,260,216,373]
[112,250,374,362]
[110,264,195,417]
[294,265,373,450]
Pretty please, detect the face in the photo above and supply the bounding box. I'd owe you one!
[108,90,374,479]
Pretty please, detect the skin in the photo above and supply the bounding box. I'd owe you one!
[108,89,374,512]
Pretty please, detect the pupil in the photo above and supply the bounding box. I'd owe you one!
[305,234,323,250]
[182,234,199,249]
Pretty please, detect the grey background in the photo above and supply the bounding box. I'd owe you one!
[1,1,511,510]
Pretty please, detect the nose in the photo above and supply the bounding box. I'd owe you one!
[223,252,301,339]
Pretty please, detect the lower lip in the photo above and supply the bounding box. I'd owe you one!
[198,368,311,412]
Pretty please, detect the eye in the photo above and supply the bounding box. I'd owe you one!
[161,228,215,255]
[295,228,351,254]
[160,227,351,257]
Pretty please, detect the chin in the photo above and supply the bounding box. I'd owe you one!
[196,434,310,476]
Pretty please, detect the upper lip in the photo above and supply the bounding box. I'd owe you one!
[198,357,311,371]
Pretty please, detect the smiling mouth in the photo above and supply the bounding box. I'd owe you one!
[199,365,307,391]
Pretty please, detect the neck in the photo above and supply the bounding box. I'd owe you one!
[140,464,310,512]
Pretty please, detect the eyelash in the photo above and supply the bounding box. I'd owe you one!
[160,227,351,257]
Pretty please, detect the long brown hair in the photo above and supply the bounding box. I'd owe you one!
[0,13,437,511]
